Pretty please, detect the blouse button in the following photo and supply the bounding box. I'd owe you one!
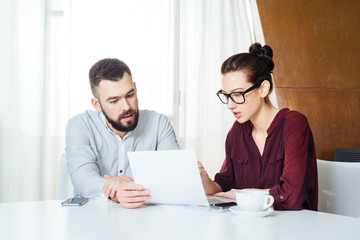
[280,195,284,200]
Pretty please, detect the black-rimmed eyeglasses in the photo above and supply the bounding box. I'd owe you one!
[216,80,264,104]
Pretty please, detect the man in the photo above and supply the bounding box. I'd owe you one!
[66,58,179,208]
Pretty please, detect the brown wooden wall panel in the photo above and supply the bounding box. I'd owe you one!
[257,0,360,160]
[257,0,360,89]
[276,88,360,160]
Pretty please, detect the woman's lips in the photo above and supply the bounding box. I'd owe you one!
[233,112,241,119]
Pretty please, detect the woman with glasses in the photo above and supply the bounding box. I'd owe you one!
[199,43,318,210]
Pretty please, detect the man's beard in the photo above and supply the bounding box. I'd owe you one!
[101,106,139,133]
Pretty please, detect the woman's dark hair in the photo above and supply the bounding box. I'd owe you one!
[221,42,274,94]
[89,58,132,96]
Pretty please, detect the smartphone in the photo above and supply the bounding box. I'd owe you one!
[209,202,237,212]
[61,197,89,206]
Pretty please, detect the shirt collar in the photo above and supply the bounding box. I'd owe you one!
[246,108,289,136]
[247,122,253,136]
[266,108,289,135]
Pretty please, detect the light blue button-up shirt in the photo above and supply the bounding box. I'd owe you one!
[65,109,180,198]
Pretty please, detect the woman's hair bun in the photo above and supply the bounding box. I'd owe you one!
[249,42,273,59]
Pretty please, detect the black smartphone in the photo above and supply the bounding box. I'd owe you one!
[61,197,89,206]
[209,202,237,212]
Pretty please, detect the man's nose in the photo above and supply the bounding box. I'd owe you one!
[120,98,130,111]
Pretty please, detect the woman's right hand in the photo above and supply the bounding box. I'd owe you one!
[197,161,209,179]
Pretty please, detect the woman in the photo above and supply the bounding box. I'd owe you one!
[200,43,318,210]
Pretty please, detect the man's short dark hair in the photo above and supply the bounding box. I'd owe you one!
[89,58,132,97]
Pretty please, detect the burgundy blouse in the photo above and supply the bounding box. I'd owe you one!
[214,108,318,210]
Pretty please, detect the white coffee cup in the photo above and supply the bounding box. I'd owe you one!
[235,190,274,212]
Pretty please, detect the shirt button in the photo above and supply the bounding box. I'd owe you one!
[280,196,284,200]
[119,170,123,173]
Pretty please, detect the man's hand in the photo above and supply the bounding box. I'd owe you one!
[102,174,133,199]
[114,181,151,209]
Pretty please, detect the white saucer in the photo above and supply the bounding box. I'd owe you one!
[229,206,274,217]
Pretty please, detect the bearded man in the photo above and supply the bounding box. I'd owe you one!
[66,58,179,208]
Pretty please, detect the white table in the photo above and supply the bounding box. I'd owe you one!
[0,199,359,240]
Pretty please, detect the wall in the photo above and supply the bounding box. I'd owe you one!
[257,0,360,160]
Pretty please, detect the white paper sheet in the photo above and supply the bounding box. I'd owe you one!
[127,150,210,207]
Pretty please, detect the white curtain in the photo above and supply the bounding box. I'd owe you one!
[177,0,273,177]
[0,0,267,202]
[0,0,69,202]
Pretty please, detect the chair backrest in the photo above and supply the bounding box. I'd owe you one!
[334,148,360,162]
[317,159,360,218]
[57,153,74,199]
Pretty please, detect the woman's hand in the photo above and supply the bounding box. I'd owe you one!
[215,188,270,200]
[197,161,222,195]
[214,189,238,200]
[197,161,208,179]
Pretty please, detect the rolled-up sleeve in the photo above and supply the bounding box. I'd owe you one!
[269,114,314,210]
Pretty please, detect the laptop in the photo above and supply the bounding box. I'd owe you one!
[127,149,235,207]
